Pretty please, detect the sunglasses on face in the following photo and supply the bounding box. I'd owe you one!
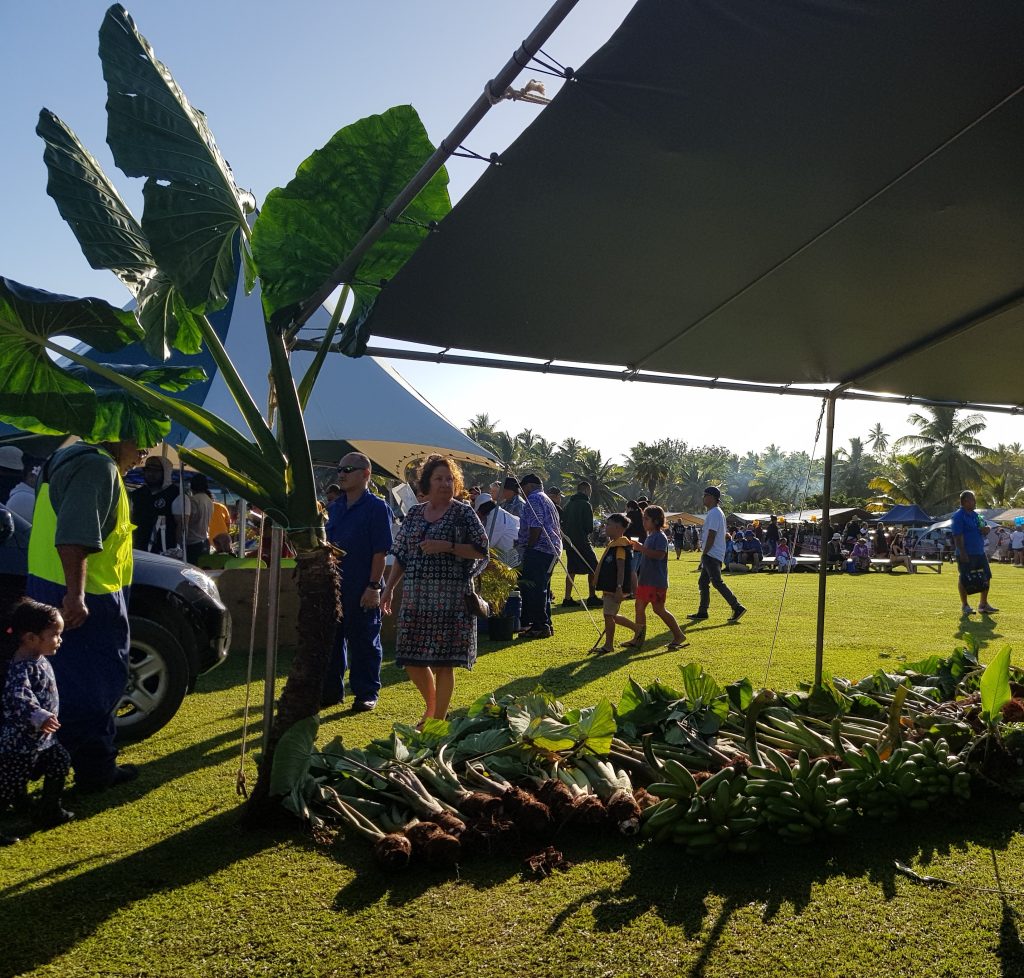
[337,465,365,474]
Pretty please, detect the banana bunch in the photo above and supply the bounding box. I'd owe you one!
[836,738,969,820]
[745,746,853,842]
[641,761,760,854]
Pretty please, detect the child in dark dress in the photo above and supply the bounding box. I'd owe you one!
[0,598,74,844]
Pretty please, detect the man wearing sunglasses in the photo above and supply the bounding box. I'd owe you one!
[323,452,393,711]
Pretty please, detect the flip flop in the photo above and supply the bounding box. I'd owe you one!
[666,640,688,650]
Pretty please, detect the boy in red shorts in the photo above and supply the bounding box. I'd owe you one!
[627,505,686,650]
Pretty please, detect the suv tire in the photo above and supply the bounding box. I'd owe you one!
[115,616,190,743]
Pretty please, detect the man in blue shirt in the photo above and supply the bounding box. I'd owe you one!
[951,489,998,616]
[516,473,562,639]
[323,452,393,711]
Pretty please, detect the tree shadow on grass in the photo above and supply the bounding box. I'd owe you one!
[541,792,1022,978]
[0,809,280,978]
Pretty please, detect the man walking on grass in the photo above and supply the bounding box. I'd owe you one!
[687,486,746,624]
[952,489,998,617]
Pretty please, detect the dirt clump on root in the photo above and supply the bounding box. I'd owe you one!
[373,833,413,871]
[523,845,572,880]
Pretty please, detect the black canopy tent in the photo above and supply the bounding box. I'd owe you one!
[292,0,1023,683]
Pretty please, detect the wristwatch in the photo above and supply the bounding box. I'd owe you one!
[366,582,383,590]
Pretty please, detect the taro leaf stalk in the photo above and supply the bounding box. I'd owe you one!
[1,3,450,818]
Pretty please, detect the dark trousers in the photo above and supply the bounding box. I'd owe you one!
[323,593,383,704]
[521,549,556,631]
[25,577,130,784]
[697,555,740,614]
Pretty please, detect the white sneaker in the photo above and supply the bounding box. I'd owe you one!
[961,605,975,615]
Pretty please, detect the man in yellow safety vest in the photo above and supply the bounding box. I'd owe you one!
[27,437,142,793]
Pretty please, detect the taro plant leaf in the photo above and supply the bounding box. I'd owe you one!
[134,270,204,358]
[726,677,754,713]
[565,700,617,755]
[252,105,451,320]
[680,662,723,706]
[615,678,654,724]
[36,109,153,293]
[64,363,206,446]
[806,674,849,719]
[468,690,503,719]
[268,714,319,797]
[981,646,1013,727]
[0,278,141,436]
[99,4,252,311]
[451,727,516,763]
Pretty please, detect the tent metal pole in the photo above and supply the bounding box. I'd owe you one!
[345,344,1024,416]
[814,393,838,689]
[262,524,284,747]
[287,0,583,336]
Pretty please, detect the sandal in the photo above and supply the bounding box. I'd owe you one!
[666,639,688,650]
[620,628,646,649]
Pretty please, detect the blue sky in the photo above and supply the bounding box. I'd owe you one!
[2,1,1020,459]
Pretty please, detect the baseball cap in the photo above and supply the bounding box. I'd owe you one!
[703,485,721,500]
[0,446,24,470]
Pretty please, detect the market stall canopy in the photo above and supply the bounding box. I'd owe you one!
[877,504,934,525]
[664,512,704,526]
[352,0,1024,411]
[781,508,870,525]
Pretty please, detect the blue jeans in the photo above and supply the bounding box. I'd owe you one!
[26,577,130,784]
[521,549,557,631]
[697,556,740,614]
[323,593,383,703]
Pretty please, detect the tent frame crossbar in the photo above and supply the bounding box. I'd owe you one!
[352,344,1024,417]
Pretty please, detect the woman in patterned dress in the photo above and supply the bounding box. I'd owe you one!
[382,456,488,726]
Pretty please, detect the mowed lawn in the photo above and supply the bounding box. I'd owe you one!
[3,555,1024,978]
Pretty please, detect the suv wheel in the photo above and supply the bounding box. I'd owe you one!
[115,616,190,743]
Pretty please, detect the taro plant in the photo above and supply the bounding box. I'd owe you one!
[0,4,450,816]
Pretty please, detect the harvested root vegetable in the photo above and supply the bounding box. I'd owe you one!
[428,811,467,837]
[523,846,572,880]
[606,788,642,836]
[461,816,518,858]
[569,794,607,826]
[502,787,553,837]
[633,786,657,810]
[405,822,462,869]
[536,779,575,813]
[459,791,504,820]
[373,833,413,871]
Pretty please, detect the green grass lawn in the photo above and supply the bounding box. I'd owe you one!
[3,555,1024,978]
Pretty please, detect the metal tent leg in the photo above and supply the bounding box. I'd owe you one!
[814,392,838,689]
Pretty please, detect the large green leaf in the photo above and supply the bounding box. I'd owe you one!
[981,646,1013,726]
[0,278,141,436]
[252,105,451,319]
[269,715,319,797]
[64,363,205,446]
[178,447,287,524]
[99,4,252,310]
[37,109,206,359]
[36,109,153,293]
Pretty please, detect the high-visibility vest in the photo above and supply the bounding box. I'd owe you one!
[28,449,134,594]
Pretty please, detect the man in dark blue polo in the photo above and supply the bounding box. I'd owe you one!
[323,452,393,711]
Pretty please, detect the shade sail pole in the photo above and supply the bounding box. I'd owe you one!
[287,0,583,338]
[814,392,838,688]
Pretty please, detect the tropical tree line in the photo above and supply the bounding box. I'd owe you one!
[464,407,1023,517]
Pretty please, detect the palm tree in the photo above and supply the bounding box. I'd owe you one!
[530,437,561,482]
[867,423,889,456]
[571,449,627,512]
[834,437,875,503]
[893,407,989,510]
[465,413,498,448]
[868,456,941,512]
[625,440,673,500]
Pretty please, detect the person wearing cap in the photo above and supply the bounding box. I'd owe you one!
[26,436,144,792]
[516,474,562,639]
[323,452,394,711]
[687,486,747,623]
[0,445,24,504]
[826,532,846,570]
[5,453,41,524]
[499,476,524,519]
[131,455,190,554]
